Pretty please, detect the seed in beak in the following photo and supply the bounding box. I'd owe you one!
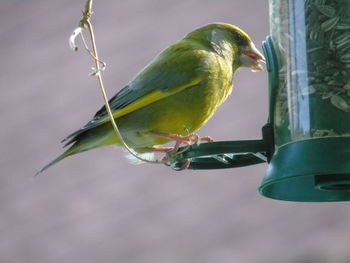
[243,50,265,63]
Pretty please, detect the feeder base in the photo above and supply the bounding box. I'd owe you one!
[260,137,350,202]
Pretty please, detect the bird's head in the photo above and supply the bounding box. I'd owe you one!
[187,23,265,71]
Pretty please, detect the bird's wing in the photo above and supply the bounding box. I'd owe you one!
[62,44,205,144]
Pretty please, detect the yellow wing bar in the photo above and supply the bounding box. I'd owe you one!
[110,78,201,119]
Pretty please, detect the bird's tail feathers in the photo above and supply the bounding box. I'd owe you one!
[35,153,67,176]
[35,141,95,176]
[35,127,117,175]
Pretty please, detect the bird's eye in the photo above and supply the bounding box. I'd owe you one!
[235,33,243,43]
[234,33,247,46]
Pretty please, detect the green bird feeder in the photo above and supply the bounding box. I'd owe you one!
[170,0,350,202]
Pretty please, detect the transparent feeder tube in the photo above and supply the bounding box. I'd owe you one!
[270,0,350,147]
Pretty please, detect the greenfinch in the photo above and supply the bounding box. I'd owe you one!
[37,23,264,174]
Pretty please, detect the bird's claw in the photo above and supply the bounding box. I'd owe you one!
[161,154,192,171]
[154,133,213,171]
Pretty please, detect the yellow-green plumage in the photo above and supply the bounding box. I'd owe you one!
[37,23,264,174]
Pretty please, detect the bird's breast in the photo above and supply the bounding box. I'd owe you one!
[117,53,234,148]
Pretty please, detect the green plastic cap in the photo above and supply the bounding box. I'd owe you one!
[260,137,350,202]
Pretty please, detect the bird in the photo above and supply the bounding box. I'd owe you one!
[36,23,264,174]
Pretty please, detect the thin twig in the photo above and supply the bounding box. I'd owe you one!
[80,32,106,75]
[78,0,165,164]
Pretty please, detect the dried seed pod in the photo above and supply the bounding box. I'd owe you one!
[340,53,350,62]
[330,94,350,113]
[315,0,326,5]
[322,92,334,99]
[336,38,350,49]
[327,80,337,85]
[334,33,350,44]
[338,46,350,56]
[343,81,350,90]
[335,23,350,30]
[324,76,331,81]
[329,40,336,51]
[312,83,328,92]
[317,5,336,17]
[321,17,340,32]
[310,30,319,40]
[326,68,339,75]
[307,46,323,53]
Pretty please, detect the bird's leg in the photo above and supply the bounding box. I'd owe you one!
[187,134,213,145]
[146,146,174,153]
[150,132,190,152]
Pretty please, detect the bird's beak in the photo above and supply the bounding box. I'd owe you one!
[240,44,265,71]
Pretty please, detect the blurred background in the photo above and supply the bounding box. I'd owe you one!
[1,0,350,262]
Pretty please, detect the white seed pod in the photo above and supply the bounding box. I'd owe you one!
[330,94,350,113]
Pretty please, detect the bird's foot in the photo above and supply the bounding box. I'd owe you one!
[151,132,213,152]
[149,132,213,170]
[146,146,190,170]
[162,156,192,171]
